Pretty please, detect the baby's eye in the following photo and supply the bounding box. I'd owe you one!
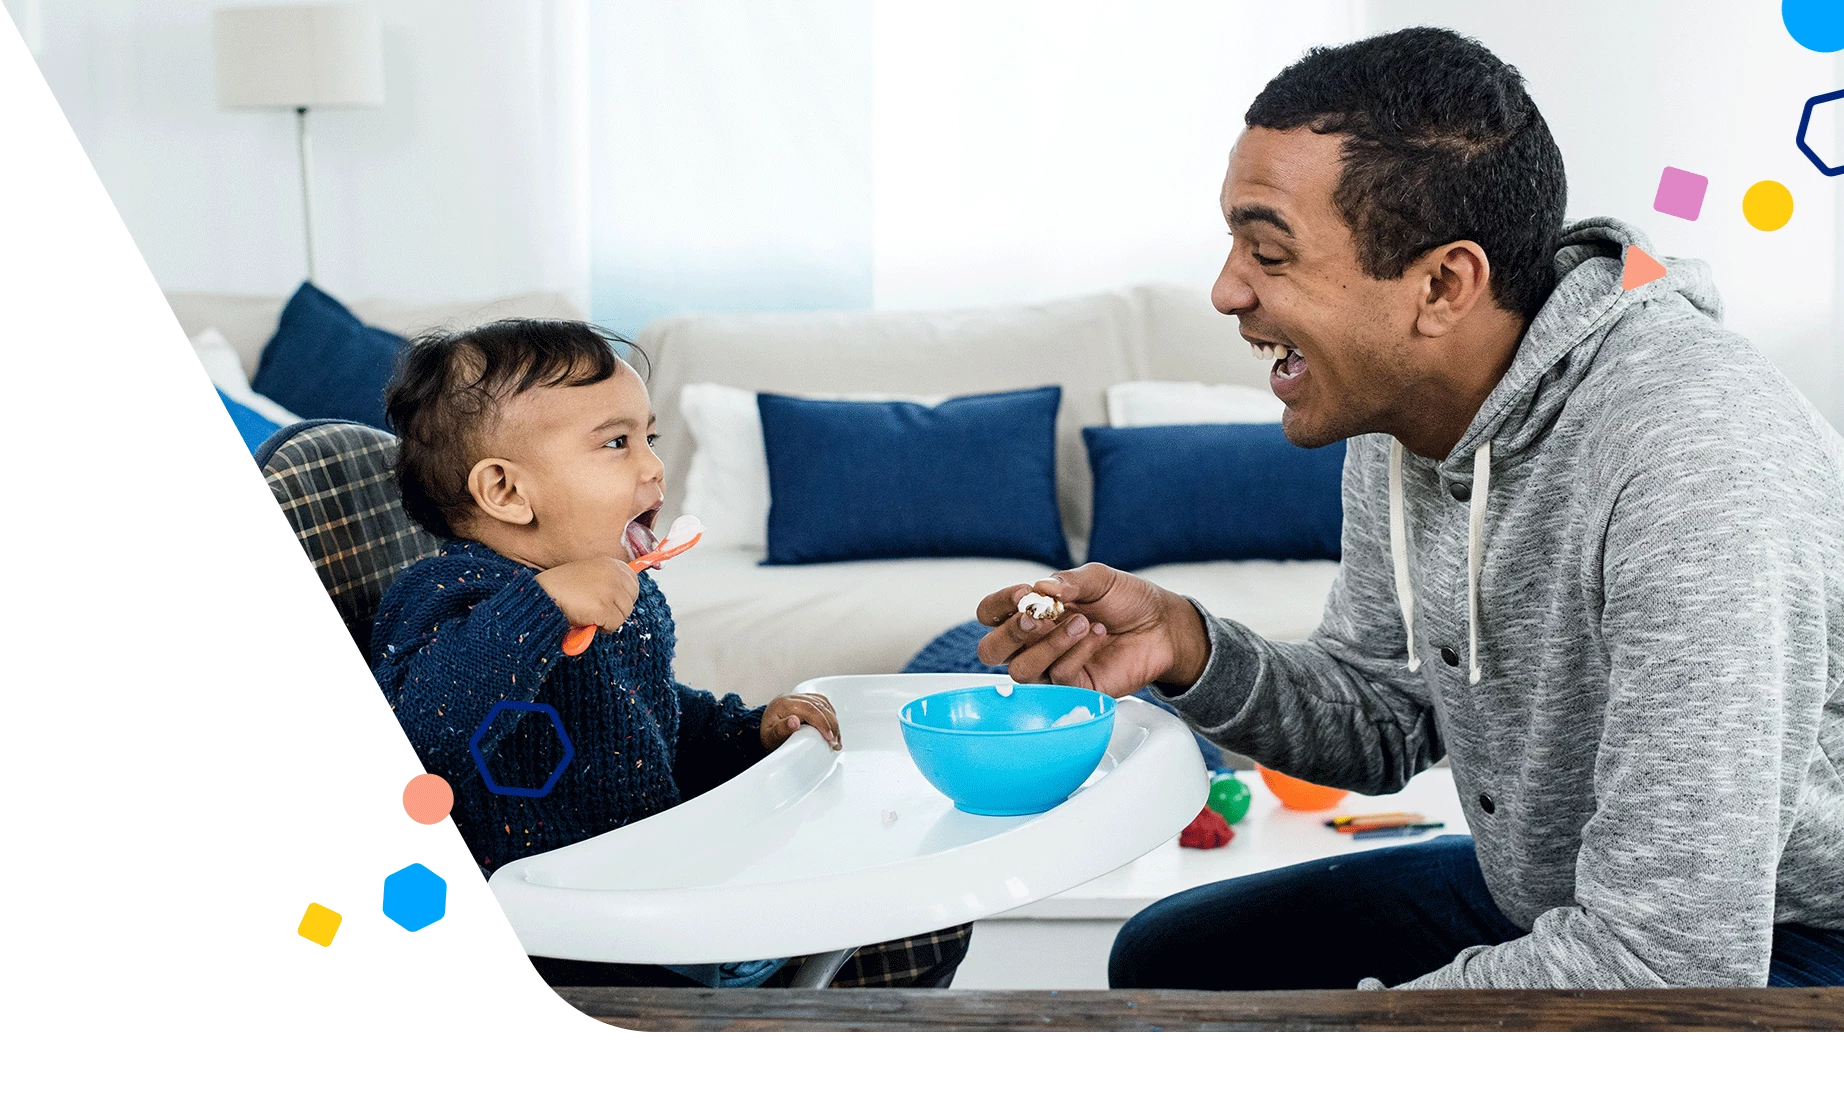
[605,435,627,450]
[646,433,659,447]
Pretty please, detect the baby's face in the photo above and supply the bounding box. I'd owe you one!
[479,360,662,568]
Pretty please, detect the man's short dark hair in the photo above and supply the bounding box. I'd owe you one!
[383,318,646,539]
[1246,26,1566,321]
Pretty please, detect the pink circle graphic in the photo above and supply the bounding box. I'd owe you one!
[402,773,454,824]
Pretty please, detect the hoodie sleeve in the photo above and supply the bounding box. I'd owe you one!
[1390,407,1827,990]
[670,683,768,800]
[1160,435,1445,794]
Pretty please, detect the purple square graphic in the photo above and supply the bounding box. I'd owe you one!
[1653,166,1709,221]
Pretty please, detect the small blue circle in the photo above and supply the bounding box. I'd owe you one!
[1785,0,1844,52]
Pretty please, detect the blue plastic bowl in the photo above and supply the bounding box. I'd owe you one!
[898,684,1117,816]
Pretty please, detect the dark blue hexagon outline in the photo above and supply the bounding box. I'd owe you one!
[467,700,575,798]
[1796,88,1844,177]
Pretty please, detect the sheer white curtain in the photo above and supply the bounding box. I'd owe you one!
[587,0,1359,334]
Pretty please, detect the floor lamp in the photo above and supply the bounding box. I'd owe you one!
[214,5,384,284]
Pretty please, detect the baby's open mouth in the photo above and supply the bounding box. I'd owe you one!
[624,505,662,561]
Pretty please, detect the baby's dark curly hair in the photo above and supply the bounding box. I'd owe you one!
[383,319,648,539]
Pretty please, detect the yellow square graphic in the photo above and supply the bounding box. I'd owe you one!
[297,902,343,947]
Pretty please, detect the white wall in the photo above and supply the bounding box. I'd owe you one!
[23,0,1844,419]
[32,0,590,312]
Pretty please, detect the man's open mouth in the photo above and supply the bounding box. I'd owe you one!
[1249,340,1306,381]
[624,504,663,561]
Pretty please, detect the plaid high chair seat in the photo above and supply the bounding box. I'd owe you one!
[254,420,971,988]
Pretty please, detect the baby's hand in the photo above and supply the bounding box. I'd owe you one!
[760,693,841,752]
[534,557,640,632]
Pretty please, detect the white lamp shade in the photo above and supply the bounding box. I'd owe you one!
[214,5,384,109]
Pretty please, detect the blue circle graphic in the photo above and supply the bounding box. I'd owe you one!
[1785,0,1844,52]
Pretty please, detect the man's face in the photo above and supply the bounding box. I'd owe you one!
[1212,126,1424,448]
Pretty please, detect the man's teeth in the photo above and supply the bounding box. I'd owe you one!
[1250,342,1297,363]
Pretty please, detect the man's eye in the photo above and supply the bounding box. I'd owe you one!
[1252,251,1283,267]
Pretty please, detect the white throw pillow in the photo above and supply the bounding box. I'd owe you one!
[678,383,948,549]
[1105,380,1283,427]
[190,328,303,427]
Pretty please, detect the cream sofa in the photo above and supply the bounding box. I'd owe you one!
[638,284,1339,705]
[175,283,1338,707]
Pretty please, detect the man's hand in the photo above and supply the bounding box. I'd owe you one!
[974,563,1210,697]
[761,692,841,752]
[535,557,641,632]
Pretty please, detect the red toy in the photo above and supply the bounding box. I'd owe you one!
[1179,806,1233,849]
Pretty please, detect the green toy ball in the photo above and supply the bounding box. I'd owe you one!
[1207,775,1252,824]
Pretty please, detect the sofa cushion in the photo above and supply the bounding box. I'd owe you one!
[757,386,1071,567]
[252,283,406,429]
[651,545,1340,706]
[1084,424,1345,569]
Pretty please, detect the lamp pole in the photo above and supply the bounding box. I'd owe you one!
[295,105,317,284]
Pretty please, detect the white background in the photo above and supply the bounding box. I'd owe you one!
[23,0,1844,418]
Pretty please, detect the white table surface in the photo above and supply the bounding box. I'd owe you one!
[991,766,1471,921]
[487,674,1207,964]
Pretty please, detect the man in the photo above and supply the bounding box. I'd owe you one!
[976,27,1844,990]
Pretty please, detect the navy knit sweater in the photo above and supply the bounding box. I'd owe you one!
[371,540,767,876]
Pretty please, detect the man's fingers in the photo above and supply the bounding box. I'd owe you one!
[1006,612,1096,686]
[1047,623,1109,688]
[975,583,1035,628]
[976,612,1061,666]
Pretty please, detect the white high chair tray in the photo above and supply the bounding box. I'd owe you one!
[488,673,1207,964]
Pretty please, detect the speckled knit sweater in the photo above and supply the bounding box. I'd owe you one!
[371,540,766,876]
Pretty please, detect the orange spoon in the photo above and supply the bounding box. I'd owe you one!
[561,515,703,656]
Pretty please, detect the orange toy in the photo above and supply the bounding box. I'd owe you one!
[1257,764,1349,811]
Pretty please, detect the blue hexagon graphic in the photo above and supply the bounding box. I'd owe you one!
[1796,88,1844,177]
[382,863,447,932]
[467,700,574,798]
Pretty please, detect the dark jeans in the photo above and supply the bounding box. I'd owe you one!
[1109,835,1844,990]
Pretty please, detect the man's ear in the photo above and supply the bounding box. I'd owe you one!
[466,458,535,526]
[1414,240,1492,339]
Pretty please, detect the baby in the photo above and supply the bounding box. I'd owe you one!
[370,319,838,987]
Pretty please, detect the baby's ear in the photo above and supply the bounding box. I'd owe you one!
[466,458,535,526]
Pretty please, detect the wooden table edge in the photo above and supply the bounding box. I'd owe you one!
[553,985,1844,1032]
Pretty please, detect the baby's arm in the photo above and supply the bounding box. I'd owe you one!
[669,683,768,799]
[372,562,572,785]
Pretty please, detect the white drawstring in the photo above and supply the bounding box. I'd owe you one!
[1466,441,1491,685]
[1388,438,1490,684]
[1388,439,1421,672]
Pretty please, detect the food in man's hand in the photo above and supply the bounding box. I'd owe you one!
[1017,592,1066,622]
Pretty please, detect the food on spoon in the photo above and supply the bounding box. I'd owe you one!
[1017,591,1065,622]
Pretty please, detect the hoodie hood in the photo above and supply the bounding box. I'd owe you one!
[1448,216,1725,464]
[1390,217,1727,684]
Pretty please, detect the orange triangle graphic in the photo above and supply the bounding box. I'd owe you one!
[1621,245,1667,291]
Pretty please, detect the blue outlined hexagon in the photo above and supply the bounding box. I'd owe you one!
[467,700,575,798]
[382,863,447,932]
[1796,88,1844,177]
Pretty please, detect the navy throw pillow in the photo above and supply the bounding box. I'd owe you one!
[757,386,1071,566]
[1082,424,1344,570]
[251,282,405,429]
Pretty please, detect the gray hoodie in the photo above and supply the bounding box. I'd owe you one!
[1164,217,1844,988]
